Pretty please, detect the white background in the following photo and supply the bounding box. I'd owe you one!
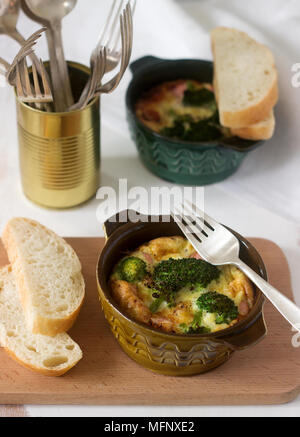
[0,0,299,417]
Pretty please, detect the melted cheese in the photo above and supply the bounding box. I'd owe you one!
[111,236,254,334]
[135,80,216,133]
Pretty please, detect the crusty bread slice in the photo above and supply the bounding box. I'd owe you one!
[213,68,275,140]
[2,218,85,336]
[231,111,275,140]
[211,27,278,128]
[0,266,82,376]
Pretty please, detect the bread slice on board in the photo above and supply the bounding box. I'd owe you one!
[211,27,278,128]
[2,218,85,336]
[0,266,82,376]
[231,111,275,140]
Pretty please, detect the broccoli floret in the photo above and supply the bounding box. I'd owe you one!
[183,88,215,107]
[117,256,147,283]
[196,291,238,325]
[160,118,186,139]
[183,119,222,142]
[180,323,211,335]
[160,110,223,142]
[153,258,220,301]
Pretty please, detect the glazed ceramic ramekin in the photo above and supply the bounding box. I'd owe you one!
[126,56,265,186]
[97,211,267,376]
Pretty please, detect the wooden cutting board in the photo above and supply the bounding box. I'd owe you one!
[0,237,299,406]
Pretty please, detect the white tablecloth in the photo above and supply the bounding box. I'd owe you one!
[0,0,299,417]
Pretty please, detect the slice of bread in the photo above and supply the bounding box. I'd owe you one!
[0,266,82,376]
[2,218,85,336]
[213,70,275,140]
[211,27,278,128]
[231,111,275,140]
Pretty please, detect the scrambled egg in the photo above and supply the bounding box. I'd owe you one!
[135,80,215,133]
[110,236,254,334]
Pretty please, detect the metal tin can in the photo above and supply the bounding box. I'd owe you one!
[16,61,100,209]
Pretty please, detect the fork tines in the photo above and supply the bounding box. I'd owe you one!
[173,201,209,234]
[171,201,217,260]
[96,1,133,95]
[16,58,53,104]
[99,0,135,50]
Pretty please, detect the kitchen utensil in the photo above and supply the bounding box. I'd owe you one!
[95,0,136,75]
[23,0,76,111]
[6,26,46,85]
[94,3,133,95]
[72,1,133,111]
[0,0,41,68]
[15,57,52,103]
[72,47,106,111]
[172,200,300,333]
[71,0,125,110]
[21,0,63,111]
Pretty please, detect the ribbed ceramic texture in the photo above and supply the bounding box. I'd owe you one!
[98,287,234,376]
[16,62,100,209]
[128,113,247,185]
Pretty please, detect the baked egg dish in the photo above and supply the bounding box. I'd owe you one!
[135,79,231,142]
[109,236,254,334]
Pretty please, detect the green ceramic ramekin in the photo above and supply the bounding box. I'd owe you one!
[96,211,267,376]
[126,56,264,186]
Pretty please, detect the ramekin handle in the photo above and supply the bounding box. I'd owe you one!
[103,209,148,240]
[130,56,163,75]
[222,314,267,350]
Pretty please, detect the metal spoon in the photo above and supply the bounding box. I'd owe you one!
[0,0,41,70]
[21,0,63,112]
[23,0,76,111]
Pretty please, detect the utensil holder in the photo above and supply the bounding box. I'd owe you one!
[16,61,100,209]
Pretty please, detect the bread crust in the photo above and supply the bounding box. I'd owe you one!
[2,217,85,337]
[211,27,279,128]
[30,297,85,336]
[3,346,82,376]
[231,112,275,140]
[0,265,83,377]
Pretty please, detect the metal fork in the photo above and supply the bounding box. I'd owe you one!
[96,0,136,74]
[172,200,300,333]
[70,2,133,111]
[6,27,46,86]
[16,57,52,103]
[94,2,133,95]
[74,47,107,110]
[70,0,130,110]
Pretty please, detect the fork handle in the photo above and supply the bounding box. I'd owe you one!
[51,21,74,109]
[236,260,300,333]
[44,27,66,112]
